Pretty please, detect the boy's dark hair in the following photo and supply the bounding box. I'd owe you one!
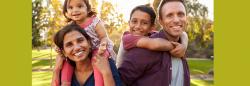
[130,5,156,25]
[63,0,96,22]
[53,23,92,66]
[158,0,186,19]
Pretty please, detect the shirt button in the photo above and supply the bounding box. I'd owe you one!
[170,67,172,70]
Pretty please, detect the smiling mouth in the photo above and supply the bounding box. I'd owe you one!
[74,50,84,57]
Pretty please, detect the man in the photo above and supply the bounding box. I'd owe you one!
[118,0,190,86]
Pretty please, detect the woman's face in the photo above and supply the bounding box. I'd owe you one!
[129,10,153,36]
[63,30,91,62]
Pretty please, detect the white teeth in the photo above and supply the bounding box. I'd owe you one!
[74,51,83,57]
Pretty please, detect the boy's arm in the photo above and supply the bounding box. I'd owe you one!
[136,37,174,51]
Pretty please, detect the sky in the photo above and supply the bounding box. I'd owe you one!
[107,0,214,21]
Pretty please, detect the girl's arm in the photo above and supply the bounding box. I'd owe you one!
[95,21,109,53]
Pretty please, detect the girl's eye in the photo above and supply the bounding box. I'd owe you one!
[78,5,82,8]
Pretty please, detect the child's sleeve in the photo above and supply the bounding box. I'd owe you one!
[122,32,143,50]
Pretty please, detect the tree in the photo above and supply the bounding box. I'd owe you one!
[32,0,50,48]
[99,1,128,53]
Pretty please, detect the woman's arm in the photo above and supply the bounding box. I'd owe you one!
[92,51,115,86]
[51,54,64,86]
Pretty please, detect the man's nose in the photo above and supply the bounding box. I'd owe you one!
[172,15,181,23]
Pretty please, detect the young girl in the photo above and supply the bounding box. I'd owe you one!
[116,5,188,67]
[52,0,116,86]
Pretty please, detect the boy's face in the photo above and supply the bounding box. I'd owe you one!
[66,0,88,22]
[129,10,153,36]
[159,1,187,37]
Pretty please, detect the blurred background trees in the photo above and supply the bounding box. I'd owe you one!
[32,0,213,58]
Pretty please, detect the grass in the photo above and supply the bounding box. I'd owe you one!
[188,59,214,75]
[32,72,52,86]
[32,49,57,59]
[32,49,214,86]
[191,79,213,86]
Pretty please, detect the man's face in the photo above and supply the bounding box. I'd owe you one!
[159,1,187,37]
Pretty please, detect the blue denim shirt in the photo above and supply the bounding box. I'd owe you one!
[118,30,190,86]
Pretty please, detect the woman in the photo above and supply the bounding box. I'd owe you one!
[51,23,122,86]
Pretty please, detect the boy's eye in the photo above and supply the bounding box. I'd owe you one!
[68,6,73,10]
[131,20,137,24]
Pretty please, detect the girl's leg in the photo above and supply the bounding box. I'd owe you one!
[61,59,74,85]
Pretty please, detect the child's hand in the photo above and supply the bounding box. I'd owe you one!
[98,42,107,55]
[170,42,186,58]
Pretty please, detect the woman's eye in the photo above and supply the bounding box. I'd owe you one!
[65,43,73,47]
[77,38,84,43]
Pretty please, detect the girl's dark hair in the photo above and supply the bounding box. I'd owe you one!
[63,0,96,22]
[158,0,186,19]
[53,23,92,66]
[130,5,156,25]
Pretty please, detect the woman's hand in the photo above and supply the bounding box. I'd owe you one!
[92,50,111,75]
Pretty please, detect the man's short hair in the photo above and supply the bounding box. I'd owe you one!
[158,0,186,19]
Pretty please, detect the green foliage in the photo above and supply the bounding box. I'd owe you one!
[32,0,50,48]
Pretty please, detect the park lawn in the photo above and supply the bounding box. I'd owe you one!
[191,79,213,86]
[32,49,57,59]
[188,59,214,75]
[32,72,52,86]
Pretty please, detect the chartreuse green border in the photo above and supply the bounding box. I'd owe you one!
[0,0,31,86]
[215,0,250,86]
[1,0,250,86]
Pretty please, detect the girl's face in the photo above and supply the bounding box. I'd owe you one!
[129,10,153,36]
[66,0,88,22]
[63,30,91,62]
